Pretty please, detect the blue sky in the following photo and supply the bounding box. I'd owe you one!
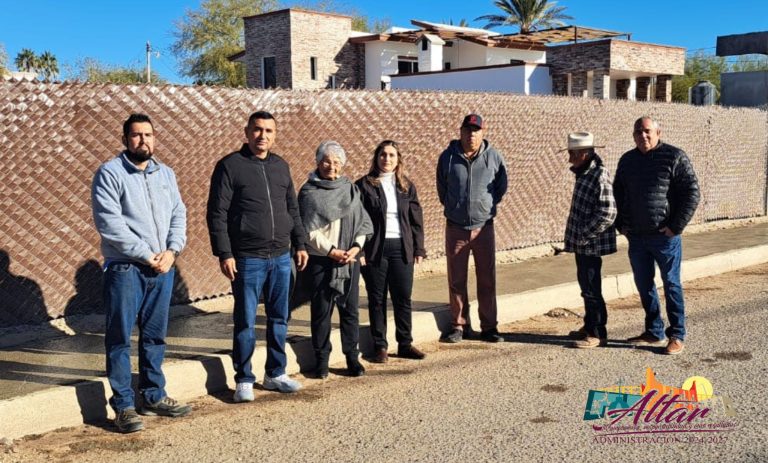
[1,0,766,84]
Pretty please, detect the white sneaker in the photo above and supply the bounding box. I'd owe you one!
[233,382,254,403]
[263,374,302,393]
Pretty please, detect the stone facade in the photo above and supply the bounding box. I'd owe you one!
[547,39,684,101]
[243,10,292,88]
[243,8,364,89]
[609,40,684,75]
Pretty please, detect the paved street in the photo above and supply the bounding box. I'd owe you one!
[2,263,766,463]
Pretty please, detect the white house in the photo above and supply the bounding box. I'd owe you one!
[233,8,684,102]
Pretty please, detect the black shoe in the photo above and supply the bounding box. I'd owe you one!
[568,325,588,340]
[397,344,426,360]
[480,329,504,343]
[347,357,366,377]
[441,328,463,343]
[462,327,479,340]
[314,361,329,379]
[114,408,144,433]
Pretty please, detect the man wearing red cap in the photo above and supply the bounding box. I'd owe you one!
[436,114,508,343]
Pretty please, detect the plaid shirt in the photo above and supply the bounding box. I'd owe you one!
[564,154,617,256]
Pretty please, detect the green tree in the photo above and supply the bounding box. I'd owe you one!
[0,44,8,77]
[37,51,59,81]
[671,52,728,103]
[172,0,278,86]
[475,0,572,33]
[729,54,768,73]
[351,15,391,33]
[70,58,166,84]
[14,48,38,72]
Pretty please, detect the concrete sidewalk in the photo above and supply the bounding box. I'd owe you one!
[1,220,767,439]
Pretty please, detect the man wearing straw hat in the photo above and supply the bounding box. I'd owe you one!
[561,132,617,348]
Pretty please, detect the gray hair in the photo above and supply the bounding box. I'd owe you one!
[634,116,660,130]
[315,140,347,166]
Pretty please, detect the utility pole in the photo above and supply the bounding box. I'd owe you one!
[146,41,151,84]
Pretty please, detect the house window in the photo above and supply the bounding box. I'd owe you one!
[262,56,276,89]
[310,57,318,81]
[329,74,336,89]
[397,59,418,74]
[444,62,451,71]
[421,37,429,51]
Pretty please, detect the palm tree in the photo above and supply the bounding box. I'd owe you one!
[475,0,573,33]
[14,48,38,72]
[37,51,59,80]
[442,18,471,27]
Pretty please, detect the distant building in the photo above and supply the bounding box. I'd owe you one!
[231,8,685,102]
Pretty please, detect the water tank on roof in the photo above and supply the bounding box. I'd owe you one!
[689,80,717,106]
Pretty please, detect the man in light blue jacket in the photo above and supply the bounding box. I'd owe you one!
[92,113,189,433]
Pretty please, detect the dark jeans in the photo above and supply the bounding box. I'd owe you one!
[575,254,607,339]
[361,238,415,350]
[308,255,361,363]
[231,252,292,383]
[104,262,174,412]
[627,234,686,341]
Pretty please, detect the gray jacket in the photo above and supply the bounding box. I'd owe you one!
[92,152,187,264]
[436,139,508,230]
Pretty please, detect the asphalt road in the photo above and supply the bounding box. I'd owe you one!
[2,263,767,463]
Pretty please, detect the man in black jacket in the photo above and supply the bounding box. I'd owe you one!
[614,116,700,355]
[207,111,309,401]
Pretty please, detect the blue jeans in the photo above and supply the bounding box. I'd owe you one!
[232,252,291,383]
[104,262,174,412]
[627,234,686,341]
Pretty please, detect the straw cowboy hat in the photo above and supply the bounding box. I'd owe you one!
[559,132,605,152]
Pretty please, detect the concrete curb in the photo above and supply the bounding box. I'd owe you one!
[2,244,768,440]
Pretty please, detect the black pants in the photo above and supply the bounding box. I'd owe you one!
[361,239,415,350]
[575,254,607,339]
[308,255,360,362]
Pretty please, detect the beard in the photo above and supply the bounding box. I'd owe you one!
[125,149,153,164]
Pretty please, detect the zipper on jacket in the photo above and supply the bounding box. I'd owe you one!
[144,171,164,252]
[466,157,473,226]
[260,163,275,257]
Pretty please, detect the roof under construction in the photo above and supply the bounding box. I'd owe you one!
[349,20,630,50]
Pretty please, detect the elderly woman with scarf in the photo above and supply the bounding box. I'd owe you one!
[298,141,373,379]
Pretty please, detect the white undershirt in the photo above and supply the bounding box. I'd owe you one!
[380,172,401,239]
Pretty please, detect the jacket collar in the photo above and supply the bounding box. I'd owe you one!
[240,143,273,161]
[120,151,160,173]
[570,153,603,176]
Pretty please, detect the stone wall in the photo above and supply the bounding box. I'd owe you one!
[609,40,684,75]
[548,39,684,100]
[288,10,362,89]
[243,8,363,90]
[0,81,766,325]
[243,10,293,88]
